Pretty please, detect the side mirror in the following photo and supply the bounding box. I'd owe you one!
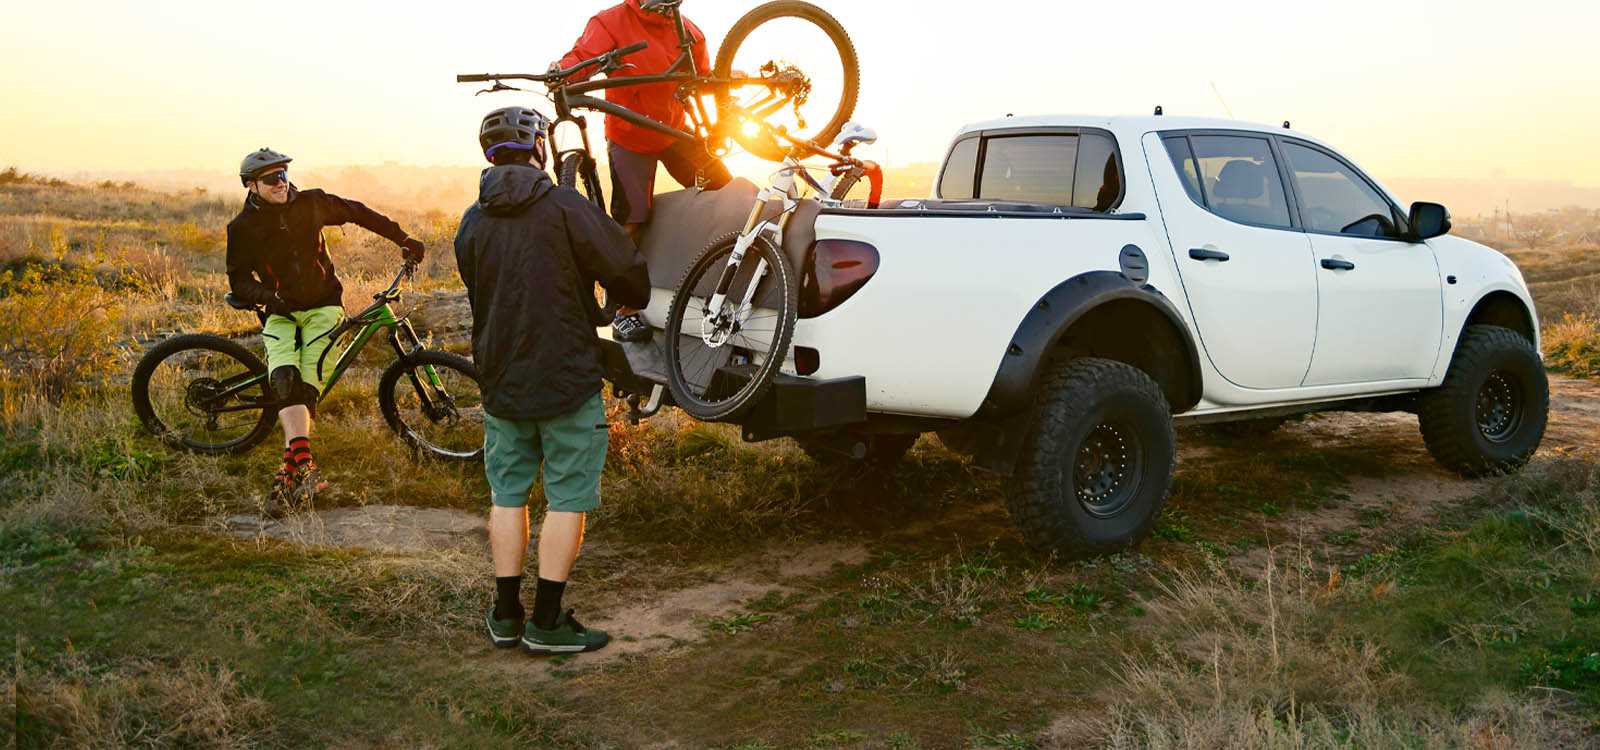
[1408,201,1451,241]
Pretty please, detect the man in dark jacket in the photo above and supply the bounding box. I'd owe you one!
[227,148,426,514]
[455,107,649,655]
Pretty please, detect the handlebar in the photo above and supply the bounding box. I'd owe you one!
[223,261,415,313]
[457,41,649,86]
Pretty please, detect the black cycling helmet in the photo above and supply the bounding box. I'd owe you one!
[239,147,292,186]
[479,107,550,167]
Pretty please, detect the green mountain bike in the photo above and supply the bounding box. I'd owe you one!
[131,263,484,461]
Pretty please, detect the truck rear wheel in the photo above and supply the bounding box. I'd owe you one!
[1418,325,1547,477]
[1007,358,1175,558]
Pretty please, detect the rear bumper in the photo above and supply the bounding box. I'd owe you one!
[597,332,865,438]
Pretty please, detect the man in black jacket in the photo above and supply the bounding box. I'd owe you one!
[227,148,426,514]
[455,107,649,655]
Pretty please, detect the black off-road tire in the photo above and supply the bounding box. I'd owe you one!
[1418,325,1548,477]
[1006,358,1176,559]
[378,350,484,462]
[798,432,917,469]
[557,151,605,209]
[130,333,275,455]
[713,0,859,161]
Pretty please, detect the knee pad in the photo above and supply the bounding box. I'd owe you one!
[269,366,301,402]
[294,382,320,414]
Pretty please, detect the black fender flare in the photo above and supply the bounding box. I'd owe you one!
[980,271,1203,416]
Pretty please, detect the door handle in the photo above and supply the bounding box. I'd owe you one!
[1320,258,1356,271]
[1188,248,1230,262]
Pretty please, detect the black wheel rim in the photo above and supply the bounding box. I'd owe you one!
[1475,370,1523,444]
[391,363,484,460]
[144,348,268,450]
[668,242,788,416]
[1073,421,1144,518]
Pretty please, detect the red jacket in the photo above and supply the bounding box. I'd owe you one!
[558,0,711,154]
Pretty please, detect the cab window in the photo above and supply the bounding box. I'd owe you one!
[1280,141,1402,238]
[937,131,1123,210]
[937,137,979,200]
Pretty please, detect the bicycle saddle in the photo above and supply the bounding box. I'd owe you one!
[834,122,878,147]
[224,292,257,311]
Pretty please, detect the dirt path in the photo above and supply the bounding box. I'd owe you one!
[218,375,1598,673]
[1226,374,1599,572]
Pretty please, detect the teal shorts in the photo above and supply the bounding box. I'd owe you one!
[483,393,608,513]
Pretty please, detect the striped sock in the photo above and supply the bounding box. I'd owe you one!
[288,437,312,467]
[280,447,295,472]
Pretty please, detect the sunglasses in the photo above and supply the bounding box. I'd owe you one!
[256,171,289,186]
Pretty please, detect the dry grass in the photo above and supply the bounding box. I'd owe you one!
[16,655,277,748]
[1544,313,1600,379]
[1049,544,1586,749]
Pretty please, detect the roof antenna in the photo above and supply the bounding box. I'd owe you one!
[1153,105,1163,116]
[1282,120,1291,129]
[1209,82,1234,118]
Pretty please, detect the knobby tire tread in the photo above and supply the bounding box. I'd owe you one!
[664,231,797,422]
[1007,357,1176,558]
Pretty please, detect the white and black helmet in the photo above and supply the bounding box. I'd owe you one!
[239,147,292,186]
[479,107,549,167]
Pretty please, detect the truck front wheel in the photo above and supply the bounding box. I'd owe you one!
[1007,358,1176,558]
[1418,325,1548,477]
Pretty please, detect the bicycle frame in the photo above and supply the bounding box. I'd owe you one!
[201,273,445,415]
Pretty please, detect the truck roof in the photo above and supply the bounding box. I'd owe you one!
[954,113,1321,143]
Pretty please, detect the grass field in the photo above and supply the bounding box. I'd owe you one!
[3,171,1599,748]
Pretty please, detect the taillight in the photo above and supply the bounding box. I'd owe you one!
[799,239,879,318]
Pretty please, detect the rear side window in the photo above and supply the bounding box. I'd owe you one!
[936,130,1123,210]
[1074,133,1121,211]
[1183,135,1293,229]
[937,138,979,200]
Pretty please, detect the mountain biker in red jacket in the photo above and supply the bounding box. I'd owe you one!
[556,0,733,342]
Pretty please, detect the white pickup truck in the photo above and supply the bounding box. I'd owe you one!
[605,113,1548,558]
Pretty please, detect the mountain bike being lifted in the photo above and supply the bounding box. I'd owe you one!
[458,0,878,422]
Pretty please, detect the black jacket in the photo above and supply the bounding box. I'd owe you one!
[226,187,411,311]
[454,164,650,421]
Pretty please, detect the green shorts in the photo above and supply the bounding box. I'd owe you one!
[261,305,343,393]
[483,393,608,513]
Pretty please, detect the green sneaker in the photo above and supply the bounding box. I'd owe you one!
[521,609,610,654]
[485,610,523,648]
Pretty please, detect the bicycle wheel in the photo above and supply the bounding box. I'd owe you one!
[714,0,859,162]
[130,333,276,454]
[664,231,798,422]
[556,151,605,209]
[378,350,485,462]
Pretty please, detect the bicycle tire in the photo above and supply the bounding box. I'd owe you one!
[664,231,798,422]
[130,333,275,455]
[713,0,859,162]
[556,151,605,209]
[377,349,485,462]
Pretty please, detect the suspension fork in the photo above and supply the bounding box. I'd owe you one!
[705,160,801,321]
[389,321,450,418]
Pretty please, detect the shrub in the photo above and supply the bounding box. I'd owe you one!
[0,279,124,403]
[1544,312,1600,379]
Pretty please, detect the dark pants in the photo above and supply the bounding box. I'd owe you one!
[607,140,732,225]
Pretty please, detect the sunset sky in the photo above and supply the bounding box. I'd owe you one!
[3,0,1597,189]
